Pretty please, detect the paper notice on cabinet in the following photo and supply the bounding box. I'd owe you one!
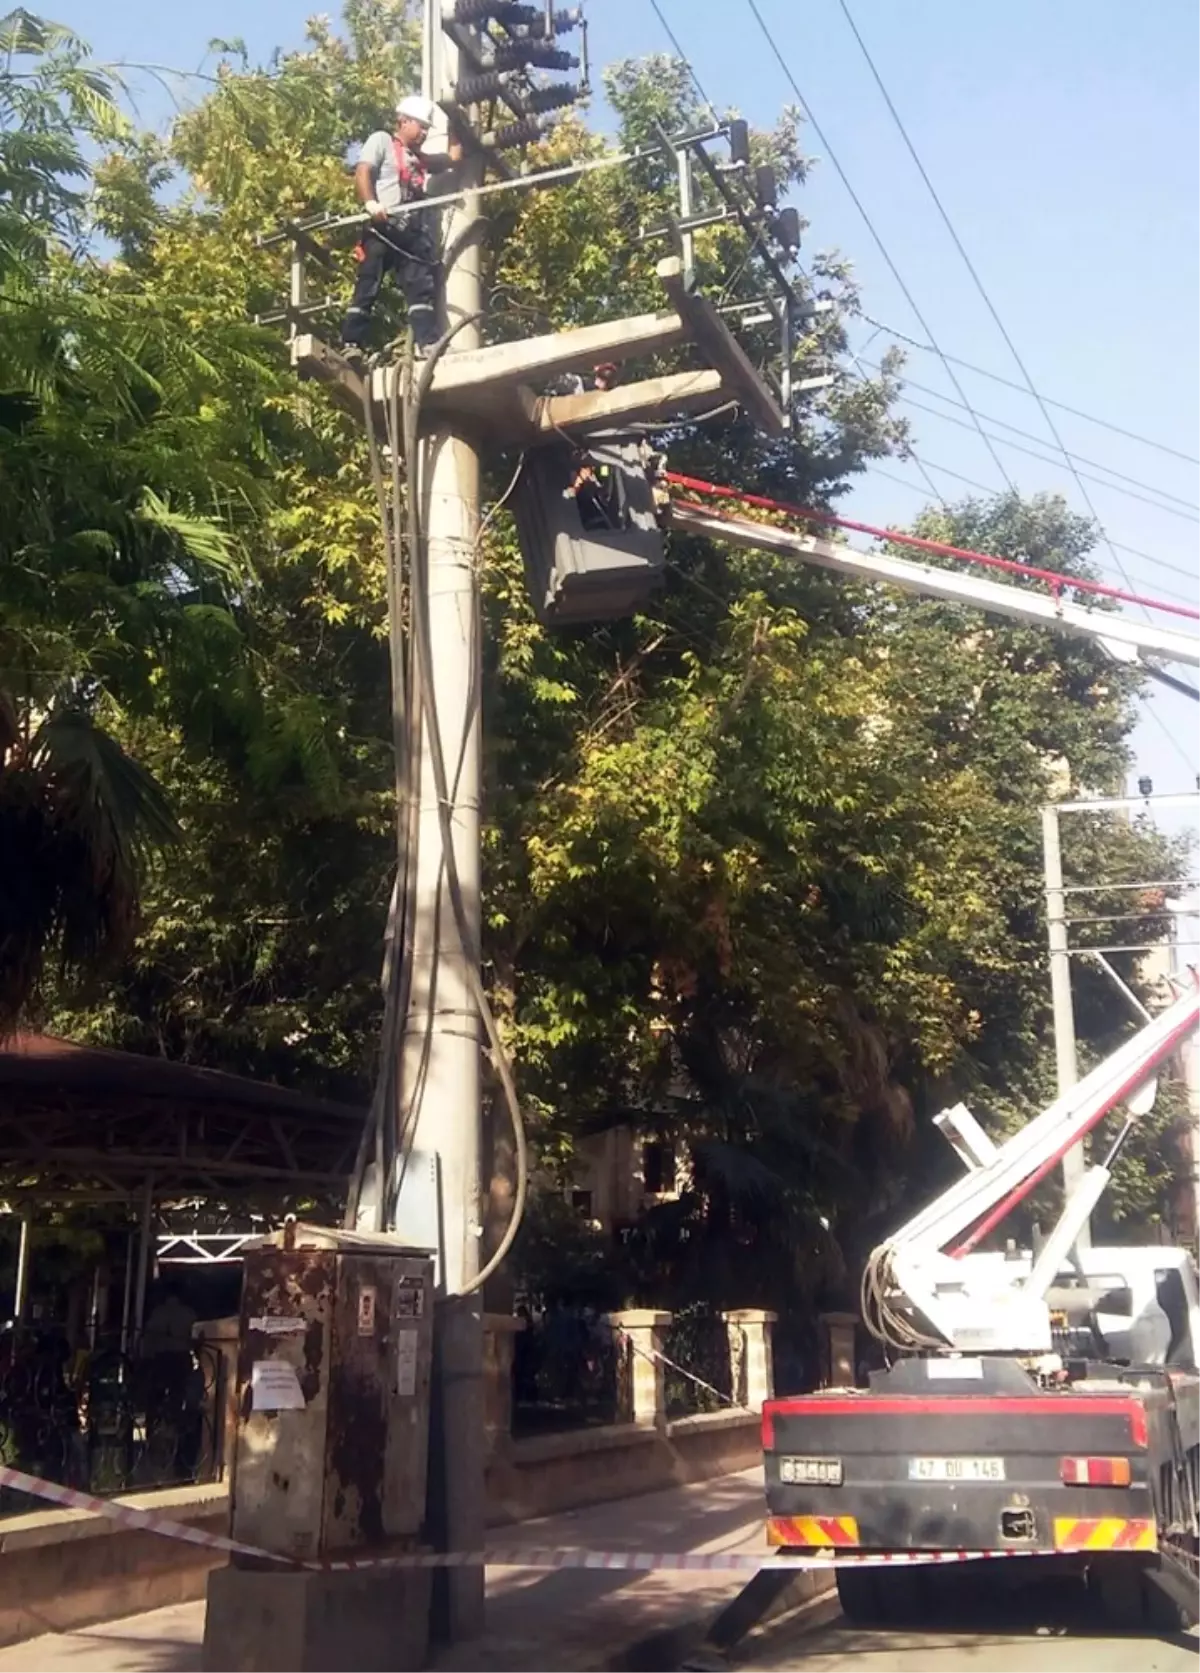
[249,1315,306,1336]
[251,1359,306,1411]
[396,1329,419,1398]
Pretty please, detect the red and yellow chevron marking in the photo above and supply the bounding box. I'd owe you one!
[1053,1517,1157,1552]
[767,1514,859,1549]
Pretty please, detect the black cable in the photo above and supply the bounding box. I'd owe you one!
[740,0,1018,495]
[852,355,1200,519]
[833,0,1181,613]
[395,318,531,1297]
[648,0,718,120]
[854,377,1200,526]
[1146,666,1200,703]
[858,310,1200,468]
[345,363,423,1230]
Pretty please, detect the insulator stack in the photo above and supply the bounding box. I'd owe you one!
[489,117,545,149]
[493,43,576,70]
[523,6,583,36]
[453,70,508,102]
[521,82,583,114]
[453,0,540,23]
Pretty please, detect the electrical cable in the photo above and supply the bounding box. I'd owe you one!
[863,456,1200,605]
[833,0,1191,616]
[851,354,1200,520]
[853,376,1200,605]
[668,468,1200,742]
[833,0,1198,759]
[391,321,531,1300]
[345,361,425,1230]
[857,312,1200,467]
[1147,665,1200,701]
[740,0,1018,495]
[664,470,1200,622]
[648,0,719,121]
[863,451,1198,739]
[861,1243,944,1353]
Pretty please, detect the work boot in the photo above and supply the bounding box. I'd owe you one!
[340,343,366,366]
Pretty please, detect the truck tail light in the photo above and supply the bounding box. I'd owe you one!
[761,1407,775,1450]
[1060,1456,1132,1487]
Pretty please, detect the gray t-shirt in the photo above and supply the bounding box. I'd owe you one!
[358,130,437,212]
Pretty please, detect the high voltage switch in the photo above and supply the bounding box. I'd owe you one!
[443,0,589,156]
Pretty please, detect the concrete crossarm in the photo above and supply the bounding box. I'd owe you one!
[374,307,689,408]
[655,257,786,437]
[670,502,1200,669]
[534,368,725,434]
[291,256,786,441]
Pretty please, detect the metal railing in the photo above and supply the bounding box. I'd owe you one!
[661,1305,733,1418]
[0,1331,224,1516]
[511,1308,619,1438]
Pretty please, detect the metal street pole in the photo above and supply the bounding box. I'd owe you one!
[1166,891,1200,1245]
[395,2,486,1641]
[13,1213,30,1325]
[1042,803,1088,1243]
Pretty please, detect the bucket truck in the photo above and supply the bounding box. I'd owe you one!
[761,974,1200,1628]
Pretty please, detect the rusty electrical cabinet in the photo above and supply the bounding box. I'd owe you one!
[230,1227,434,1562]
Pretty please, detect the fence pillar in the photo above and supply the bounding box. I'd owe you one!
[607,1309,671,1428]
[721,1309,777,1409]
[819,1310,858,1388]
[483,1313,523,1456]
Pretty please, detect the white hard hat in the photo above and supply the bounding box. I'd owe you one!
[396,95,436,127]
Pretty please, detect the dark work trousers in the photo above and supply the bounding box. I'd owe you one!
[341,213,439,350]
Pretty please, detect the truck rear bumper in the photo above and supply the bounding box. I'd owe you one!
[764,1502,1158,1556]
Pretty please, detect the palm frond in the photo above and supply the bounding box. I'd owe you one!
[136,489,243,583]
[32,708,181,862]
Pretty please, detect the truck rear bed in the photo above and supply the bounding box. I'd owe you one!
[763,1385,1168,1556]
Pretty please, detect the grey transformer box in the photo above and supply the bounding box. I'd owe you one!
[512,431,667,626]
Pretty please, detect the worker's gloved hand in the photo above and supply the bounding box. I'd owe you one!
[365,198,390,224]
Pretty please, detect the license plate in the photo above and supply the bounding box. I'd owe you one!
[908,1456,1005,1482]
[779,1455,843,1486]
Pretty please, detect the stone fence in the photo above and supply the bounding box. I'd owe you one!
[0,1306,780,1647]
[482,1307,776,1525]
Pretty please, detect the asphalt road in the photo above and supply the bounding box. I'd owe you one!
[727,1570,1199,1672]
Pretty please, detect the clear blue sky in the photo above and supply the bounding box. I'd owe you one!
[49,0,1200,847]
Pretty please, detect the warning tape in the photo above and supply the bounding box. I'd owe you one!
[0,1464,1035,1574]
[615,1328,740,1411]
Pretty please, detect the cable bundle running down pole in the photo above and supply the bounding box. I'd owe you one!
[346,328,529,1297]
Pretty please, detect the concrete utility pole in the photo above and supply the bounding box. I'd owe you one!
[283,69,788,1653]
[1041,803,1087,1235]
[395,1,486,1639]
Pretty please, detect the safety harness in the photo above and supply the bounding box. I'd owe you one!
[391,136,428,200]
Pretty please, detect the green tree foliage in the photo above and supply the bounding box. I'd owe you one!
[3,3,1191,1302]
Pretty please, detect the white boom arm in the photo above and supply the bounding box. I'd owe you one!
[669,503,1200,672]
[671,494,1200,1352]
[871,974,1200,1354]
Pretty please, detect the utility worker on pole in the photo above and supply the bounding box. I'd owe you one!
[340,95,461,361]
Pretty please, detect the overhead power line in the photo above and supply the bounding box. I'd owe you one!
[854,356,1199,516]
[738,0,1018,494]
[858,313,1200,467]
[862,456,1198,607]
[648,0,717,119]
[833,0,1165,615]
[645,1,1197,772]
[852,375,1200,525]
